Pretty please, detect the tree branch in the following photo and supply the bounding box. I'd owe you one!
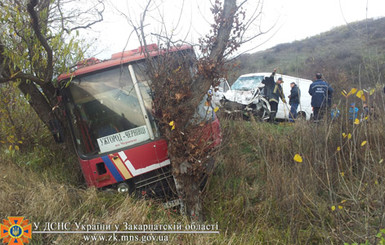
[0,72,44,85]
[140,0,153,52]
[27,0,53,84]
[0,41,43,85]
[209,0,237,63]
[64,1,105,33]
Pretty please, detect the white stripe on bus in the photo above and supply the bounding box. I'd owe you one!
[118,151,170,176]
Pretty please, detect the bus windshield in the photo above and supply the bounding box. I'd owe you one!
[65,63,158,157]
[231,76,264,91]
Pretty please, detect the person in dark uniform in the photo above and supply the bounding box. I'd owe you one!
[262,68,287,123]
[262,68,277,102]
[288,82,300,122]
[268,78,286,123]
[308,72,333,121]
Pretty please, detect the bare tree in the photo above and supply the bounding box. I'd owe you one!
[123,0,269,219]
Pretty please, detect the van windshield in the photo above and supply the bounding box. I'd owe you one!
[231,76,264,91]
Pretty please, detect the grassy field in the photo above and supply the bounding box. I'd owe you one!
[2,15,385,245]
[2,106,385,244]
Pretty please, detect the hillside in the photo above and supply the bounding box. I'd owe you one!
[232,17,385,88]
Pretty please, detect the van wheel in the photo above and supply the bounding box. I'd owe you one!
[297,111,306,120]
[252,106,270,121]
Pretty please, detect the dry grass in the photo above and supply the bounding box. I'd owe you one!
[204,113,385,244]
[2,103,385,244]
[0,158,229,244]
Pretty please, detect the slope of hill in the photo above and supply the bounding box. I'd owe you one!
[232,17,385,88]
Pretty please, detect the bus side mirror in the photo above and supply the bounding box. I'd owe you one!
[48,118,64,143]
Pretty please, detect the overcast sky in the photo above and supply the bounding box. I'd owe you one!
[86,0,385,59]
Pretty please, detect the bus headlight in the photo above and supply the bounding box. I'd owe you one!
[117,183,129,193]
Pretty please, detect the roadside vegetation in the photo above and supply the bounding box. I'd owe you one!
[1,79,385,244]
[1,13,385,244]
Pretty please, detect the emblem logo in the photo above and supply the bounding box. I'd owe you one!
[0,217,32,244]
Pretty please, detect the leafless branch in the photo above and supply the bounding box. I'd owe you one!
[139,0,152,53]
[66,2,105,33]
[242,1,263,32]
[150,33,195,47]
[232,20,283,58]
[57,0,105,34]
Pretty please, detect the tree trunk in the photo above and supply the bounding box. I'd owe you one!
[173,161,203,221]
[18,80,74,152]
[190,0,237,103]
[173,0,237,220]
[139,0,238,221]
[18,80,53,127]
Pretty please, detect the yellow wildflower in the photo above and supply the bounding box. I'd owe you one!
[293,154,303,163]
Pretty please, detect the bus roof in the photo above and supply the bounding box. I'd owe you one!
[58,44,193,81]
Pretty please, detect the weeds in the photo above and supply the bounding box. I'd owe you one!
[203,113,385,244]
[2,82,385,244]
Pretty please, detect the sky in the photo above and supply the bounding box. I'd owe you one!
[85,0,385,60]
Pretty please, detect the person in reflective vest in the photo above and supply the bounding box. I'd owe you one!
[268,77,286,123]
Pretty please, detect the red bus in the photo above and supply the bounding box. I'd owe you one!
[57,44,221,202]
